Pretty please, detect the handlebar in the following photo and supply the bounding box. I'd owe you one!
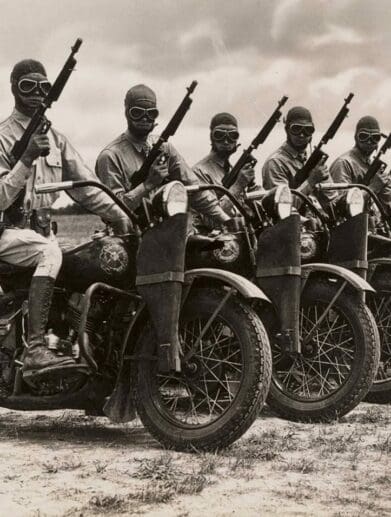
[35,180,139,225]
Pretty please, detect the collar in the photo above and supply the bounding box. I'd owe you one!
[352,145,371,165]
[281,141,304,159]
[207,150,230,169]
[124,129,153,153]
[11,108,31,130]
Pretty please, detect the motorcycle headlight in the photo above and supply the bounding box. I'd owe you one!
[275,185,293,219]
[346,187,364,217]
[300,231,319,261]
[152,181,188,218]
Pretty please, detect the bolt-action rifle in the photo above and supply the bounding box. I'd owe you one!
[363,132,391,185]
[292,93,354,188]
[130,81,198,189]
[222,95,288,189]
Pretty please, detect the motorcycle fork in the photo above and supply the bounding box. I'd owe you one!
[301,279,348,347]
[183,287,234,362]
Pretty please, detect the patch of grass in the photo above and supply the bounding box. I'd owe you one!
[133,454,180,483]
[89,494,129,512]
[131,453,210,502]
[279,458,318,474]
[42,456,83,473]
[347,406,391,425]
[372,434,391,454]
[93,460,109,474]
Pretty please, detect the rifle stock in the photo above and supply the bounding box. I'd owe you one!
[130,81,198,189]
[222,95,288,188]
[292,93,354,188]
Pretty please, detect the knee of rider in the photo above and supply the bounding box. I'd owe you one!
[40,241,63,276]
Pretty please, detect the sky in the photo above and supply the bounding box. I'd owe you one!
[0,0,390,204]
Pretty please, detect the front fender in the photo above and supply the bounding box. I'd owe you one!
[185,268,271,302]
[302,263,375,293]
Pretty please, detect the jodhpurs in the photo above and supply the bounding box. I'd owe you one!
[0,228,62,279]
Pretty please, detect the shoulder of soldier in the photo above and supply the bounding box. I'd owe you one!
[97,133,128,158]
[0,114,16,150]
[192,153,212,171]
[330,149,354,169]
[262,146,286,170]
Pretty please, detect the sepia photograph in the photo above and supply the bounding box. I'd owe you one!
[0,0,389,515]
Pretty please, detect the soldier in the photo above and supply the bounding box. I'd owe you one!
[95,84,230,226]
[330,116,391,210]
[0,59,129,377]
[262,106,333,202]
[192,112,257,221]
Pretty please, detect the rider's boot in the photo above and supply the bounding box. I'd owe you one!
[23,276,75,376]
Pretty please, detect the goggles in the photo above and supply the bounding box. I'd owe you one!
[288,123,315,137]
[128,106,159,121]
[17,78,51,96]
[357,131,381,144]
[212,128,240,142]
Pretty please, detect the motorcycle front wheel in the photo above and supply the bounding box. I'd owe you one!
[136,288,272,451]
[366,270,391,403]
[267,280,379,422]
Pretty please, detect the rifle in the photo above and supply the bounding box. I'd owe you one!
[363,132,391,185]
[292,93,354,188]
[4,38,83,224]
[130,81,198,189]
[222,95,288,189]
[11,38,83,162]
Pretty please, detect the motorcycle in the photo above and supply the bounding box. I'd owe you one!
[308,182,391,404]
[186,183,379,421]
[0,179,273,451]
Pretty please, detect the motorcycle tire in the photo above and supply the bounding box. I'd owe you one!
[135,287,272,451]
[267,280,379,422]
[366,270,391,403]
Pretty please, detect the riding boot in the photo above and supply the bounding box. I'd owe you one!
[23,276,75,373]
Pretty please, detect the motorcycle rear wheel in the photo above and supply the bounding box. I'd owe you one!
[136,287,271,451]
[366,270,391,403]
[267,280,379,422]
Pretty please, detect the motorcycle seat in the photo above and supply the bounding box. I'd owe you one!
[0,261,29,276]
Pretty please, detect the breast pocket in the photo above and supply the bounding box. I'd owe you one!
[42,147,62,182]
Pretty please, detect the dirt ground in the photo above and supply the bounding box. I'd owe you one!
[0,403,389,517]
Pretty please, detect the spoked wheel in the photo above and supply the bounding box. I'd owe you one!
[366,271,391,403]
[267,280,379,422]
[136,288,271,451]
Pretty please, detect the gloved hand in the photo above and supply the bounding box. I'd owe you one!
[21,133,50,167]
[370,170,391,194]
[308,164,329,187]
[144,153,169,191]
[234,162,256,190]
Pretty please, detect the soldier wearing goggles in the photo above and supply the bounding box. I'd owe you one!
[262,106,335,203]
[330,116,391,210]
[192,112,257,225]
[96,84,229,226]
[0,59,129,378]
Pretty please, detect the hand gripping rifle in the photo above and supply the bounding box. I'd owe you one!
[11,38,83,162]
[222,95,288,189]
[129,81,198,189]
[292,93,354,188]
[363,132,391,185]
